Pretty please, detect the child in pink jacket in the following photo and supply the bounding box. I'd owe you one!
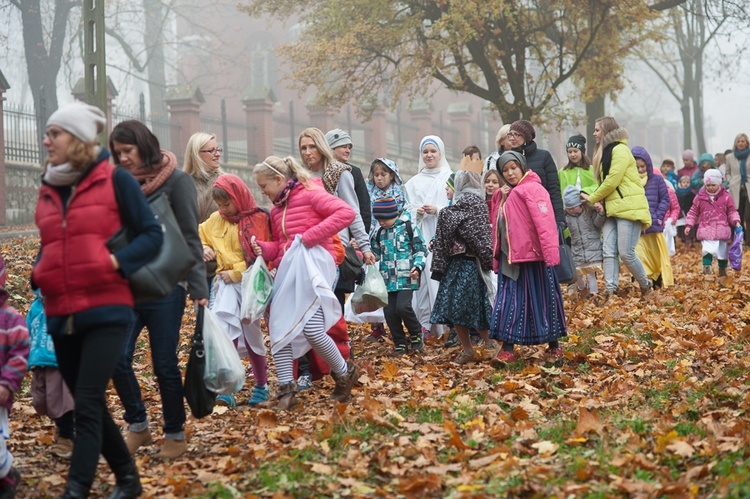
[489,151,566,366]
[252,156,359,411]
[685,169,741,279]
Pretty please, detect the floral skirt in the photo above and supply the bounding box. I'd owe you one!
[430,258,492,330]
[490,261,567,345]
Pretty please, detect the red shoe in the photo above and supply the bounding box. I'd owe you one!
[490,350,516,368]
[546,347,564,363]
[366,323,386,342]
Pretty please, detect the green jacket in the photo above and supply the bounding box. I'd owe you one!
[558,166,598,197]
[587,131,651,229]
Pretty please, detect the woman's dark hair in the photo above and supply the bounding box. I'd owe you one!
[212,186,231,202]
[109,120,163,168]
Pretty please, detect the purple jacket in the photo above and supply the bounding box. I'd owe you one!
[632,147,669,234]
[0,305,30,411]
[685,185,740,241]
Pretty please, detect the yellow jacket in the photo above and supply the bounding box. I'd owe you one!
[199,212,246,283]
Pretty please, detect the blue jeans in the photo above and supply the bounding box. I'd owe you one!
[112,285,187,439]
[601,217,650,291]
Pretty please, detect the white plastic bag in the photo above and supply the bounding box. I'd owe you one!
[344,293,385,323]
[240,256,273,323]
[350,264,388,314]
[664,221,677,257]
[203,307,245,395]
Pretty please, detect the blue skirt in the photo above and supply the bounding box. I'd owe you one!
[430,257,492,330]
[490,261,566,345]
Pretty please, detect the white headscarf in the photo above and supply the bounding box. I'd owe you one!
[418,135,452,173]
[452,171,484,203]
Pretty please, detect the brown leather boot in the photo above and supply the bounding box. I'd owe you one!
[125,428,152,455]
[330,361,359,402]
[276,381,298,411]
[157,439,187,460]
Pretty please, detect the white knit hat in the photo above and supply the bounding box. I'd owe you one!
[46,101,106,143]
[703,169,723,186]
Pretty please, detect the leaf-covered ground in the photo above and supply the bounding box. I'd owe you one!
[4,235,750,498]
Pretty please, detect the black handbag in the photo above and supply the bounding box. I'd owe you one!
[107,181,197,301]
[184,306,216,418]
[554,228,577,284]
[338,244,365,285]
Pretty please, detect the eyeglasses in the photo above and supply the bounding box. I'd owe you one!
[200,148,223,155]
[44,129,66,140]
[507,131,522,138]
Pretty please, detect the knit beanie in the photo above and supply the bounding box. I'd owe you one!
[509,120,536,143]
[372,197,399,219]
[566,134,586,155]
[445,172,456,190]
[682,149,695,162]
[698,152,716,169]
[563,185,583,209]
[703,169,723,186]
[46,101,106,143]
[325,128,353,149]
[496,150,527,172]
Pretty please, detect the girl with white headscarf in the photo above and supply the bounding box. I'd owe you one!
[404,135,453,336]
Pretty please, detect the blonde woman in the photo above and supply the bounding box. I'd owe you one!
[724,133,750,244]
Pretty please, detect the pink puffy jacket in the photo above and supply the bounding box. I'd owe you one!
[495,170,560,267]
[257,181,355,268]
[685,185,740,242]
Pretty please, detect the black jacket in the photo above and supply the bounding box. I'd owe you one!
[517,142,565,225]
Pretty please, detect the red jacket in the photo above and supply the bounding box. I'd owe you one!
[33,160,134,316]
[498,170,560,266]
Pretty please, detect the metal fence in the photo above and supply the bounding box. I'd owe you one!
[3,102,42,164]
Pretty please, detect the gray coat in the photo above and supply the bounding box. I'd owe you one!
[566,205,605,267]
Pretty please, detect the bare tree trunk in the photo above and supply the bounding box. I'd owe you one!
[14,0,74,129]
[586,97,605,150]
[143,0,167,119]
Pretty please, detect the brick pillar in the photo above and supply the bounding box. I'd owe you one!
[243,88,277,165]
[165,86,204,166]
[0,71,9,225]
[73,76,118,136]
[447,102,473,151]
[368,107,388,158]
[408,99,433,149]
[306,104,336,133]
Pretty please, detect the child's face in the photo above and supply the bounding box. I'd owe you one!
[565,206,583,216]
[445,184,454,200]
[678,176,691,189]
[484,173,501,196]
[378,216,398,228]
[700,161,712,172]
[501,161,523,186]
[216,197,238,218]
[660,162,673,176]
[372,165,394,190]
[705,183,720,194]
[636,159,648,175]
[255,173,285,201]
[567,147,582,165]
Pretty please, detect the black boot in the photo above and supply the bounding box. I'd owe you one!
[108,461,142,499]
[61,480,90,498]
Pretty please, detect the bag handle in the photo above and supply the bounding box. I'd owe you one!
[192,305,205,358]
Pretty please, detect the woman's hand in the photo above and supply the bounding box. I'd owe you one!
[422,204,438,215]
[499,185,511,205]
[202,246,216,262]
[250,236,262,256]
[363,250,375,265]
[593,202,604,214]
[218,271,233,284]
[110,254,120,271]
[580,192,590,202]
[410,267,421,280]
[350,238,360,252]
[193,297,209,307]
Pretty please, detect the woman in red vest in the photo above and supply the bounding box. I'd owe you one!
[33,102,163,498]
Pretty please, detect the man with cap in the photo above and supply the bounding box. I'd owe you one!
[506,120,565,226]
[325,128,372,233]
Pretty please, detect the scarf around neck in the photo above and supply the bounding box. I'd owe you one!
[273,178,300,207]
[214,174,270,264]
[128,149,177,196]
[735,148,749,184]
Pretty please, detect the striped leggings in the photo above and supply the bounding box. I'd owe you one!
[274,308,347,385]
